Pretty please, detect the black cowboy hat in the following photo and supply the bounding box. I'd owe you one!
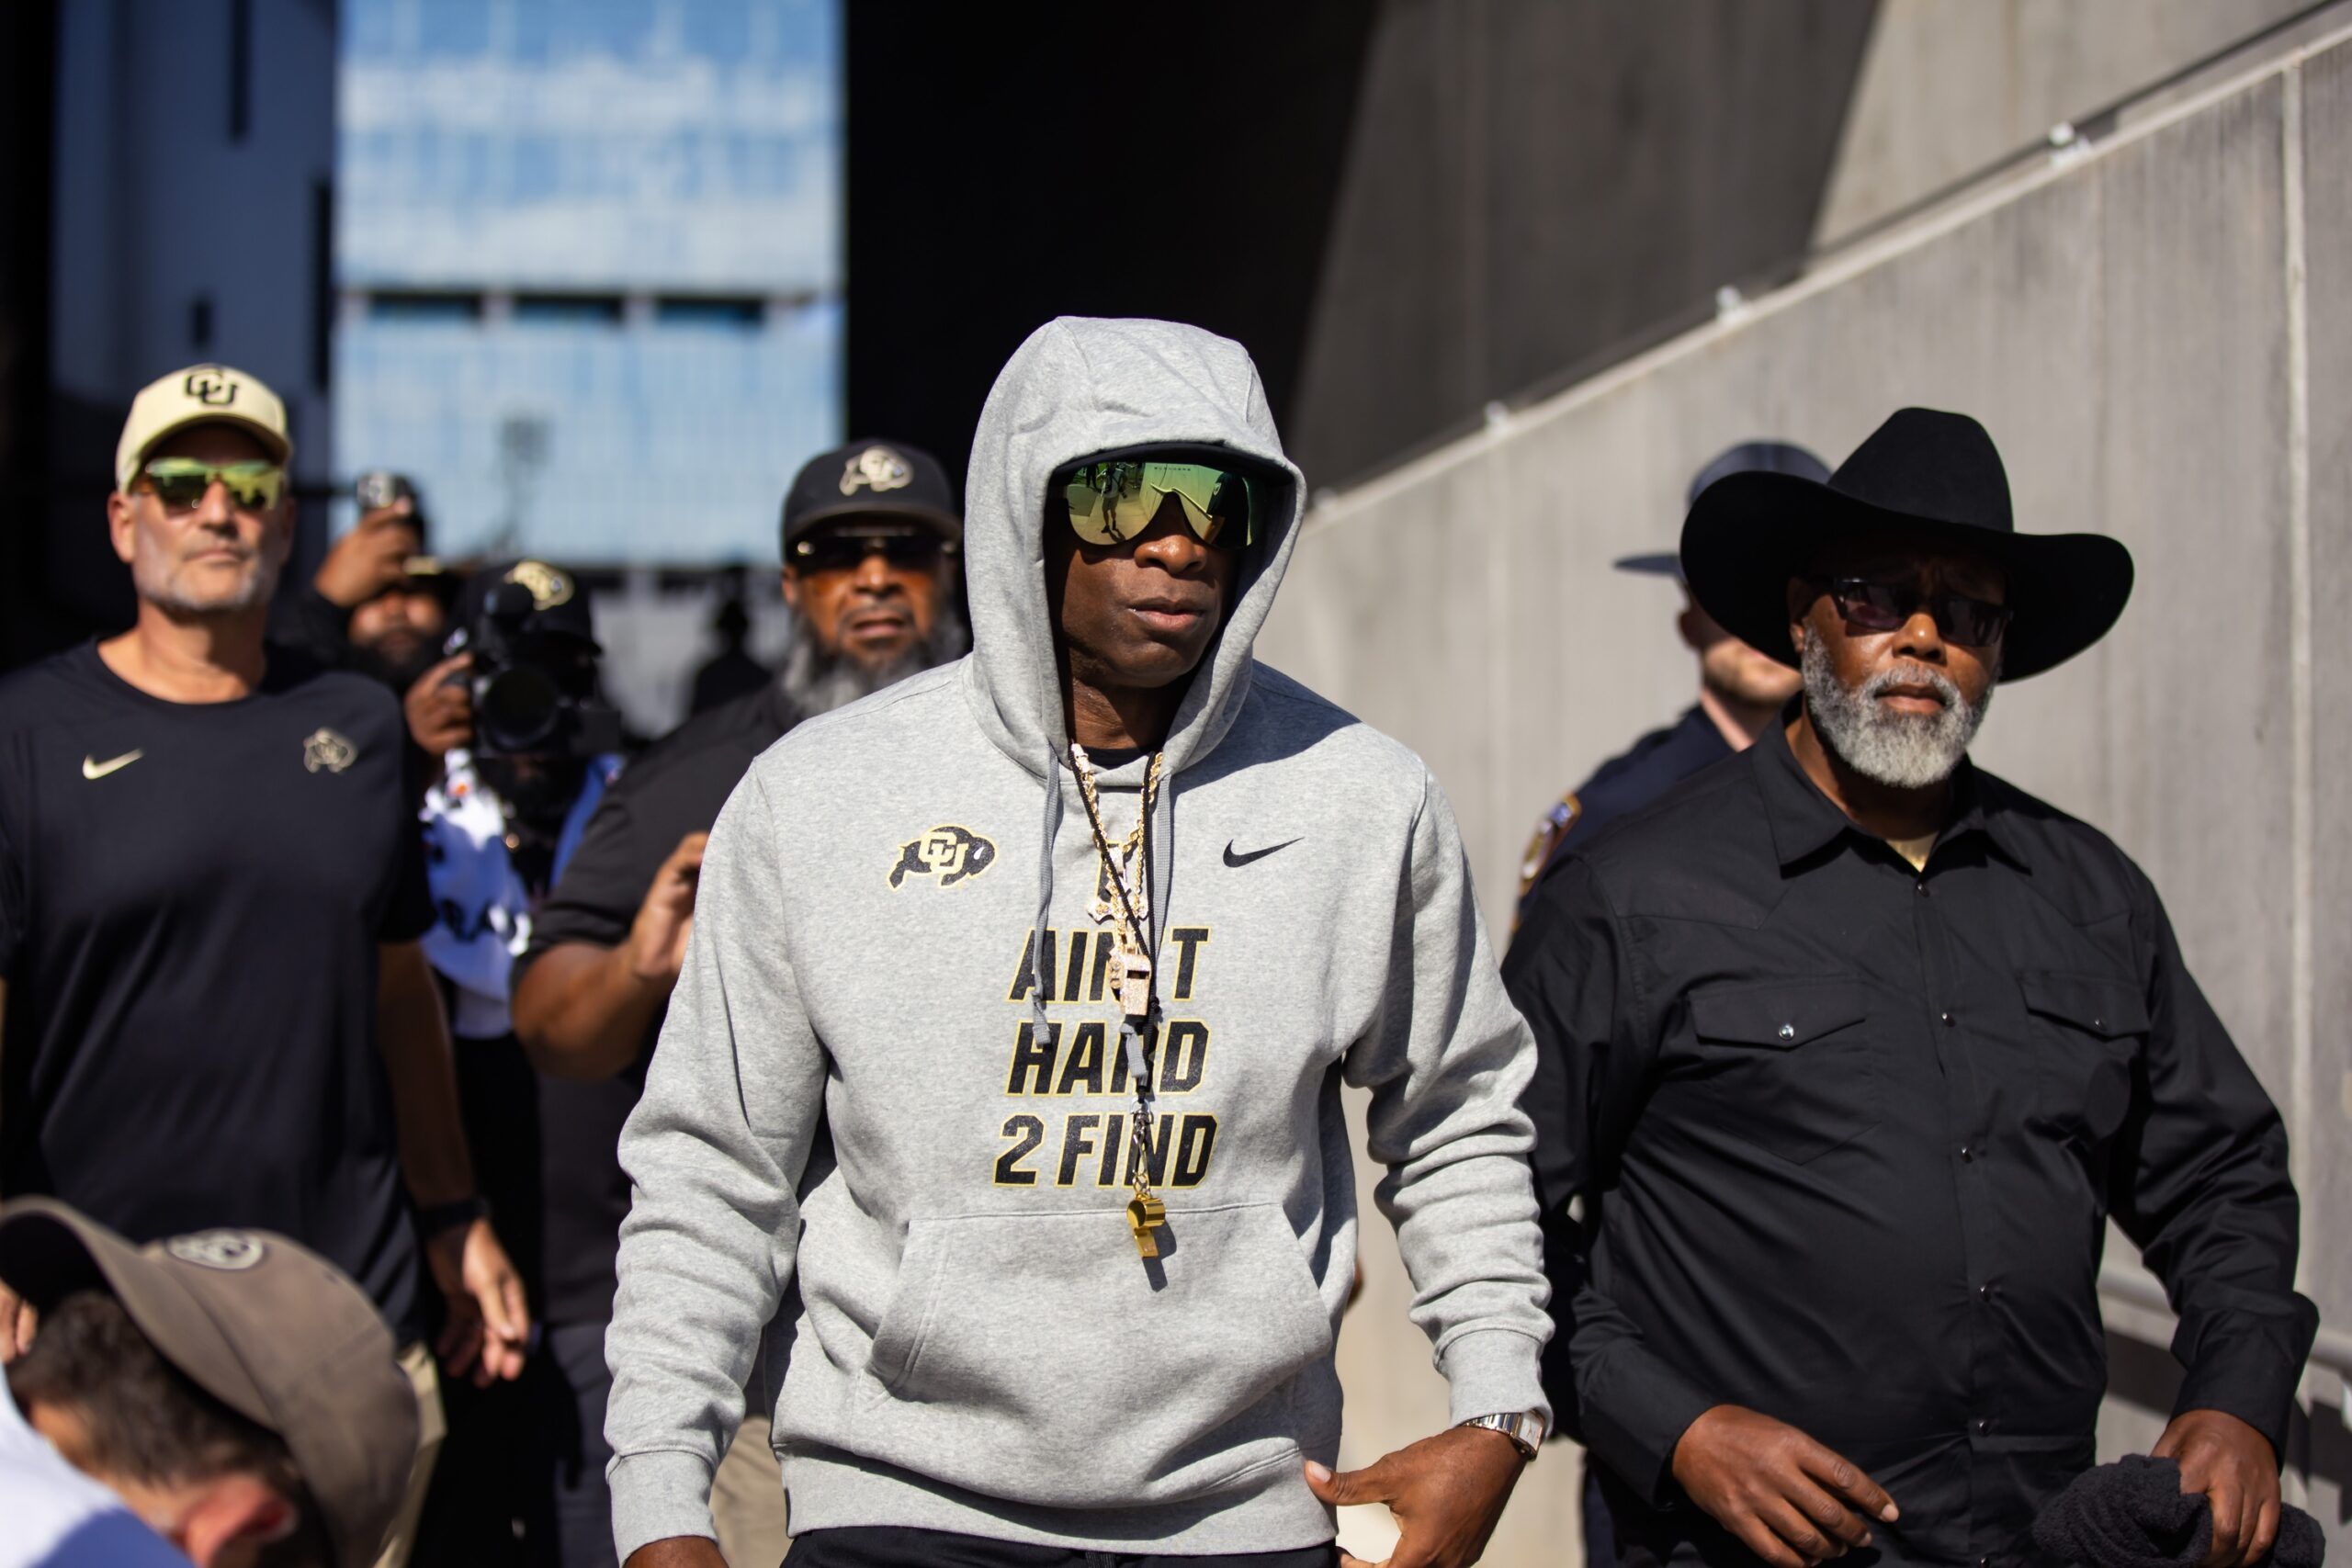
[1679,407,2133,682]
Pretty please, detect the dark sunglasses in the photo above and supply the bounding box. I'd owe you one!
[789,533,949,574]
[1815,575,2011,645]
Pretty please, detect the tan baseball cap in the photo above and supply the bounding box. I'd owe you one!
[0,1200,417,1568]
[114,363,294,492]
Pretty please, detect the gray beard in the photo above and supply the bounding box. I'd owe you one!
[778,598,970,718]
[138,549,284,615]
[1801,635,1995,790]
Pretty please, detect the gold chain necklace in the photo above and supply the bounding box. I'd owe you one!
[1069,743,1167,1258]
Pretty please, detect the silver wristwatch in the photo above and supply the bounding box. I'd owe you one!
[1458,1410,1547,1460]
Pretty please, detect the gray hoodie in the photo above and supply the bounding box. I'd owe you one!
[605,318,1551,1558]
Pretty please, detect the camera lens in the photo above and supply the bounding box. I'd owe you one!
[477,665,563,753]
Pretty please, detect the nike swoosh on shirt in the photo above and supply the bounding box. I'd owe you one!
[1223,838,1300,868]
[81,750,144,780]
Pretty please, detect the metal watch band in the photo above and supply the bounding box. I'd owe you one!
[1457,1409,1546,1460]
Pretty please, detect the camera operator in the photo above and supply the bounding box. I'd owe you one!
[406,561,627,1563]
[509,439,967,1567]
[277,471,455,690]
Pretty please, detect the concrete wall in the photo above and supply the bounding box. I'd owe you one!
[1262,19,2352,1562]
[1813,0,2315,244]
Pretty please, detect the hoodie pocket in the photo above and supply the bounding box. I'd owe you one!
[856,1202,1335,1506]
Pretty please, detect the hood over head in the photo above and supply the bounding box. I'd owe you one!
[960,317,1306,782]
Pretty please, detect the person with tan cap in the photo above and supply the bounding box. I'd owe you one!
[0,364,530,1565]
[0,1198,419,1567]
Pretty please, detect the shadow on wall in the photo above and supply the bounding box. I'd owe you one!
[844,0,1881,490]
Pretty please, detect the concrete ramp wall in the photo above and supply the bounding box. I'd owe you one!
[1272,18,2352,1560]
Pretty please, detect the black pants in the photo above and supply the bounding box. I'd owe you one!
[786,1526,1340,1568]
[412,1318,617,1567]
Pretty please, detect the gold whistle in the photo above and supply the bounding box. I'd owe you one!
[1126,1192,1166,1258]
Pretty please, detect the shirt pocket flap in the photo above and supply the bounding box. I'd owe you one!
[1690,978,1867,1049]
[2019,972,2150,1038]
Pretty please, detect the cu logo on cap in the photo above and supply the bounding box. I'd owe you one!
[841,446,913,497]
[889,826,996,889]
[165,1232,266,1271]
[183,368,239,407]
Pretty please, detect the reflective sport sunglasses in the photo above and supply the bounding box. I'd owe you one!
[1055,457,1258,550]
[138,457,287,513]
[788,532,950,574]
[1816,575,2011,646]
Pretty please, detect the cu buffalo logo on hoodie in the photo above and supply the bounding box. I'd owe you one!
[890,825,997,889]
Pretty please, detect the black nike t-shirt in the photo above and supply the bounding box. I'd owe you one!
[0,642,434,1341]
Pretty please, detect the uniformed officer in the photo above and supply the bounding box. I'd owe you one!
[1512,440,1830,924]
[1508,438,1826,1568]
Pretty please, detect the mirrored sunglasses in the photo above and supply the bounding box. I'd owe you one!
[1056,459,1257,550]
[139,457,286,513]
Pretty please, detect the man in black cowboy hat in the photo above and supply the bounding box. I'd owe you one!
[1507,408,2313,1568]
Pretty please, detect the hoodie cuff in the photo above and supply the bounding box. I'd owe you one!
[608,1450,718,1562]
[1438,1328,1552,1429]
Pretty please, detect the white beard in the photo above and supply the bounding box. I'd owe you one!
[779,597,970,717]
[1801,636,1995,789]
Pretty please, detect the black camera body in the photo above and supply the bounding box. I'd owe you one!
[458,580,623,758]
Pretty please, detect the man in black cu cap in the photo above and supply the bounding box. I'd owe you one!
[507,440,966,1567]
[1508,409,2312,1568]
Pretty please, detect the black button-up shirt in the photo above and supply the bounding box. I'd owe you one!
[1505,718,2313,1567]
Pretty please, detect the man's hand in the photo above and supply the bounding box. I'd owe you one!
[424,1216,530,1386]
[0,1280,35,1361]
[404,653,473,758]
[314,502,421,609]
[624,1540,726,1568]
[2154,1409,2279,1568]
[1304,1426,1526,1568]
[627,834,709,985]
[1670,1404,1899,1568]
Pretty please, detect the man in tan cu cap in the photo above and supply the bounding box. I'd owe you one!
[0,1198,418,1567]
[0,363,528,1563]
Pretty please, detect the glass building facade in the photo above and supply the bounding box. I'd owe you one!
[334,0,841,565]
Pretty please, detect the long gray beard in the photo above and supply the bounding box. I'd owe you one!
[778,598,970,718]
[1801,636,1995,790]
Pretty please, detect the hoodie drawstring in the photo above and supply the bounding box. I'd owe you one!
[1030,745,1064,1039]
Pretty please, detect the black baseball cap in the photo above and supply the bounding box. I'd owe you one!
[451,558,599,651]
[781,438,960,557]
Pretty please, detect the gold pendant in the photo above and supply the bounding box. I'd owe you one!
[1127,1192,1165,1258]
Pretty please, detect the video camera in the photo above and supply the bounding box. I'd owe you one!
[451,564,623,759]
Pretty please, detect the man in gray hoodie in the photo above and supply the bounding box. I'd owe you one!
[608,318,1552,1568]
